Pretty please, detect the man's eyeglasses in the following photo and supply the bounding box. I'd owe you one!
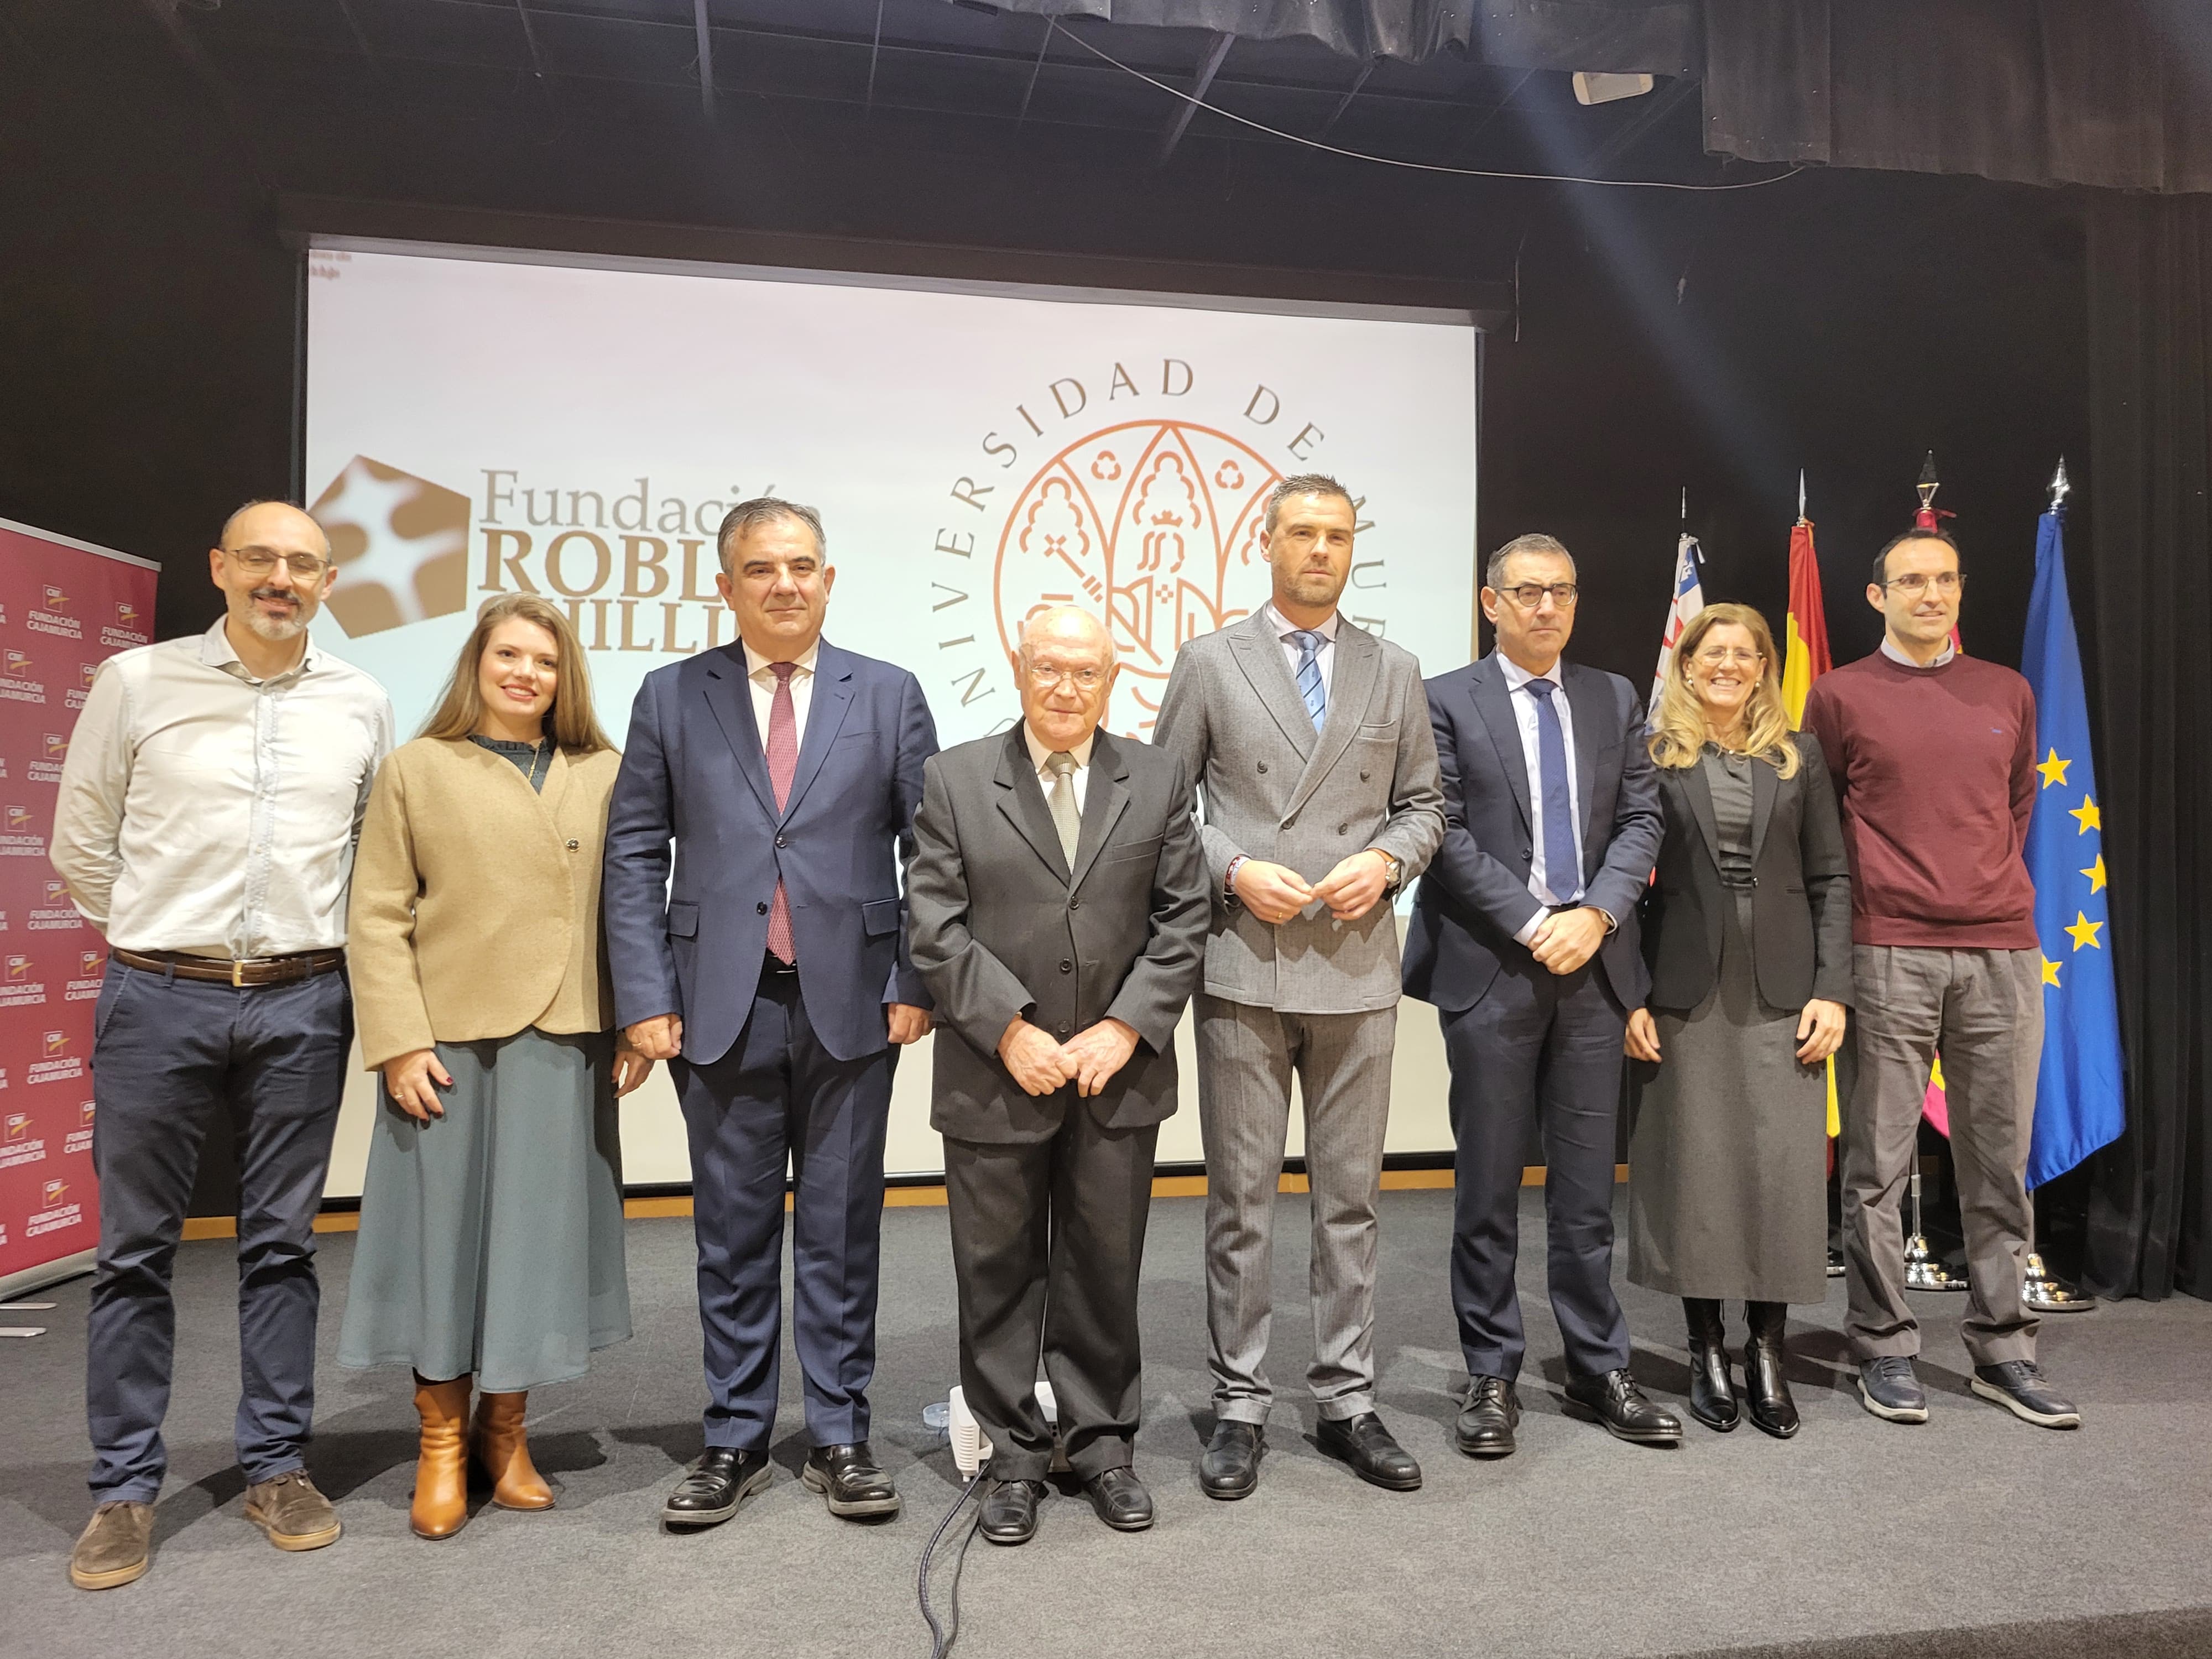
[224,546,330,579]
[1026,663,1108,690]
[1498,582,1579,609]
[1884,571,1964,597]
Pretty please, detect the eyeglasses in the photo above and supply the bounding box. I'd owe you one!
[1498,582,1579,610]
[1691,647,1764,669]
[225,547,330,578]
[1026,663,1108,690]
[1884,571,1964,597]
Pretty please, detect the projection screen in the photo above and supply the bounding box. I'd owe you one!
[303,241,1481,1188]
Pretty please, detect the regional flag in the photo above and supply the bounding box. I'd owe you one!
[1648,532,1704,717]
[2021,498,2126,1186]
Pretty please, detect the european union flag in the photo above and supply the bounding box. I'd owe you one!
[2022,497,2126,1187]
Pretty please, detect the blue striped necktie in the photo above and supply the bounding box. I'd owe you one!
[1288,629,1328,733]
[1524,677,1582,904]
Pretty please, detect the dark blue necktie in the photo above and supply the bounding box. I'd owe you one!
[1288,629,1328,733]
[1524,677,1582,904]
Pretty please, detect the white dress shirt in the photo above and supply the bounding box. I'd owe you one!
[1879,635,1957,669]
[743,638,820,749]
[1263,601,1338,697]
[1496,652,1589,945]
[50,617,395,957]
[1022,723,1094,813]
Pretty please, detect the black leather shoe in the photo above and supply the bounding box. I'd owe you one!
[1081,1466,1154,1532]
[1198,1421,1263,1501]
[801,1442,901,1517]
[1454,1376,1520,1458]
[1970,1360,2080,1429]
[1741,1302,1801,1439]
[978,1478,1045,1546]
[1562,1370,1683,1446]
[1683,1298,1740,1432]
[662,1447,772,1527]
[1315,1412,1422,1491]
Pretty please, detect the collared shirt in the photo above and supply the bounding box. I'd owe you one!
[1879,634,1958,669]
[50,617,395,957]
[1022,722,1095,813]
[1263,601,1339,696]
[1497,652,1584,914]
[743,638,820,750]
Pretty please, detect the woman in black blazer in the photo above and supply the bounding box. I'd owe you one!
[1624,603,1851,1438]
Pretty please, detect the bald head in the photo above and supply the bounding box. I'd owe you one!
[1018,604,1117,666]
[220,499,330,560]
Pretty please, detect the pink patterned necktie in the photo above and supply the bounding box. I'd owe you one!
[765,661,798,964]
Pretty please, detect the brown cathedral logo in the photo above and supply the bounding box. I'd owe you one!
[993,420,1280,737]
[309,457,471,638]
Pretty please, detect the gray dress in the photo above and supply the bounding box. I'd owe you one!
[1626,748,1828,1304]
[338,737,631,1391]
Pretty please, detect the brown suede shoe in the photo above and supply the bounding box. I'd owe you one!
[69,1501,153,1590]
[243,1470,342,1552]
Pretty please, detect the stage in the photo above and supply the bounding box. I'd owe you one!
[7,1189,2210,1659]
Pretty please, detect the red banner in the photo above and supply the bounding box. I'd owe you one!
[0,517,158,1292]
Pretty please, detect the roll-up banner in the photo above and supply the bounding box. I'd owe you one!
[0,518,159,1298]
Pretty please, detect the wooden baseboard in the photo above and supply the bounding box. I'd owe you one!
[176,1164,1623,1237]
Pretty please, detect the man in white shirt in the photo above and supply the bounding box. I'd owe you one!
[1401,533,1676,1456]
[50,501,394,1590]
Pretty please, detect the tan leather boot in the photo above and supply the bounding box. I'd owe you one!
[410,1374,472,1540]
[471,1390,554,1510]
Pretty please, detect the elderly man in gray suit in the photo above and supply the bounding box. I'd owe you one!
[907,606,1209,1547]
[1154,473,1445,1498]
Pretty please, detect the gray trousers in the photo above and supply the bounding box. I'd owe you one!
[1841,945,2043,1366]
[1196,991,1396,1425]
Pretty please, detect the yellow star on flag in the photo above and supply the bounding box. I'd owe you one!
[2081,854,2107,894]
[2036,749,2070,789]
[2040,955,2062,987]
[2065,911,2104,952]
[2069,795,2101,834]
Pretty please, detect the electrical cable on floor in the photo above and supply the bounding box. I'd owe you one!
[917,1473,983,1659]
[1046,18,1804,194]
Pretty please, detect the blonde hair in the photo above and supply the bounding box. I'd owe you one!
[1647,602,1800,779]
[418,593,613,754]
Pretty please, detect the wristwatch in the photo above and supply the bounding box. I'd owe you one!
[1372,849,1401,890]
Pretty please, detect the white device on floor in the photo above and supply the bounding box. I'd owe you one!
[946,1383,1068,1478]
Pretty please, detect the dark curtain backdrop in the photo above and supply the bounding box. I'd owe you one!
[971,0,2212,192]
[2082,194,2212,1301]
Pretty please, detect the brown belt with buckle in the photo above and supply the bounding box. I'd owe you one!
[111,947,347,988]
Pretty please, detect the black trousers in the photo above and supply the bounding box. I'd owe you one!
[942,1107,1158,1483]
[1442,957,1632,1383]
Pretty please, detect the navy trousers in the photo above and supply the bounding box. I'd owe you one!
[671,966,895,1452]
[1442,956,1632,1384]
[86,962,352,1502]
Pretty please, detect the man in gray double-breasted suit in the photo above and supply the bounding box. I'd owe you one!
[1153,473,1444,1499]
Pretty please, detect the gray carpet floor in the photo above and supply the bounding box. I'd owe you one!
[4,1189,2209,1659]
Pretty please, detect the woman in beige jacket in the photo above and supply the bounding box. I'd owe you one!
[339,593,649,1540]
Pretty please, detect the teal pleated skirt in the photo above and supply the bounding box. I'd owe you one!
[338,1027,631,1392]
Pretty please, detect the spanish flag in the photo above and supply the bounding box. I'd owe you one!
[1780,503,1839,1134]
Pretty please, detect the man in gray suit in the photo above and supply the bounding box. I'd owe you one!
[907,606,1208,1546]
[1153,473,1445,1498]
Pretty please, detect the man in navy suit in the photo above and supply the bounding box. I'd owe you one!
[604,497,938,1528]
[1401,533,1676,1456]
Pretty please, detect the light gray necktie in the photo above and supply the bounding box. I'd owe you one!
[1045,750,1081,866]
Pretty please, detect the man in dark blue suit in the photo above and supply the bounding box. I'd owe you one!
[604,497,938,1528]
[1402,533,1676,1457]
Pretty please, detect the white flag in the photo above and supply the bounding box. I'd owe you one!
[1649,533,1705,716]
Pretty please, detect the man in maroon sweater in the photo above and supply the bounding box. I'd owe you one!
[1804,528,2079,1432]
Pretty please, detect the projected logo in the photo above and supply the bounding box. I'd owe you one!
[309,456,472,638]
[993,421,1279,735]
